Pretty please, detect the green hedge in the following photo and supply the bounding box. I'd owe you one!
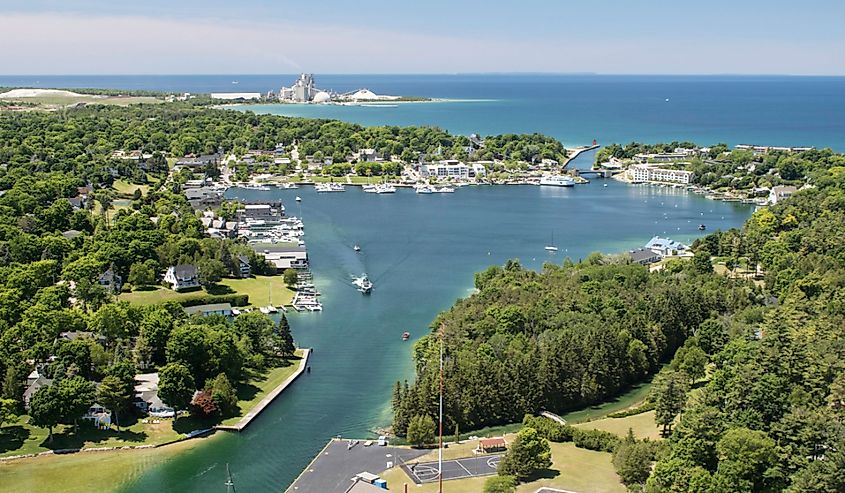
[572,429,621,453]
[522,415,575,442]
[180,294,249,307]
[607,402,655,419]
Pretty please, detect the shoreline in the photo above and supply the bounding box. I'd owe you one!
[216,348,311,432]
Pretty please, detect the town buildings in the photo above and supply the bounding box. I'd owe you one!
[164,264,200,291]
[769,185,797,205]
[629,164,694,184]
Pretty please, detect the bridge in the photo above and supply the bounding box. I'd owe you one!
[575,168,618,178]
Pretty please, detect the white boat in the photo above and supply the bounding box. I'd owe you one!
[545,232,559,252]
[295,196,302,202]
[415,185,433,194]
[375,184,396,194]
[277,183,299,189]
[241,184,272,191]
[362,184,377,193]
[352,275,373,294]
[231,308,241,316]
[433,186,455,193]
[316,183,345,192]
[354,243,361,252]
[539,175,575,187]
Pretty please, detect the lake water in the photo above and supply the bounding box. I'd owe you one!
[3,74,832,491]
[119,150,754,492]
[2,74,845,149]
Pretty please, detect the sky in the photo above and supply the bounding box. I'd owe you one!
[1,0,845,75]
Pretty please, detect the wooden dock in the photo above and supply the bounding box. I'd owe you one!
[215,348,311,432]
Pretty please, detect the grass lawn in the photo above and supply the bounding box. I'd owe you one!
[220,350,305,426]
[0,435,207,493]
[0,412,197,459]
[217,275,295,308]
[118,275,295,307]
[556,376,656,425]
[112,179,150,198]
[575,410,663,441]
[381,438,624,493]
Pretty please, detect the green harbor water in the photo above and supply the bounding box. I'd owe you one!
[120,152,754,492]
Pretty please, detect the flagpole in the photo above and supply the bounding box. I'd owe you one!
[438,328,444,493]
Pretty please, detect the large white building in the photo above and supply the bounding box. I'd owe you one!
[421,160,487,180]
[630,164,694,184]
[280,74,317,103]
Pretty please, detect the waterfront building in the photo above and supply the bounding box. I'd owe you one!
[255,244,309,270]
[768,185,797,204]
[421,159,471,180]
[628,248,662,265]
[279,73,317,103]
[645,236,689,256]
[184,303,234,317]
[630,164,694,184]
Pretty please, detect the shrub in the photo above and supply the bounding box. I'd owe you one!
[522,415,575,442]
[573,429,622,453]
[483,475,517,493]
[180,294,249,307]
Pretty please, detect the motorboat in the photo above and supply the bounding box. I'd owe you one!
[539,175,575,187]
[352,275,373,294]
[699,224,706,231]
[402,331,411,341]
[375,184,396,194]
[295,196,302,202]
[433,186,455,193]
[362,184,377,193]
[415,185,433,194]
[277,183,299,189]
[354,243,361,252]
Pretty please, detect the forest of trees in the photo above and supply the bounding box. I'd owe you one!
[395,157,845,491]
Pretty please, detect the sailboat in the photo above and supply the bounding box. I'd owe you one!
[545,232,559,252]
[353,243,361,252]
[225,463,236,493]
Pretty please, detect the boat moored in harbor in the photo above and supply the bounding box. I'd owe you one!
[539,175,575,187]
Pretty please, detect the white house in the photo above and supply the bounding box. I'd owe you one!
[134,373,175,417]
[645,236,689,256]
[164,264,199,291]
[768,185,797,205]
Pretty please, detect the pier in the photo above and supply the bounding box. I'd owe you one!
[215,348,311,432]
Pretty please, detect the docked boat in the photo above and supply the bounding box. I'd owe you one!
[241,184,272,191]
[362,184,377,193]
[375,184,396,194]
[277,183,299,189]
[415,185,433,194]
[539,175,575,187]
[433,186,455,193]
[259,305,278,314]
[402,331,410,341]
[352,275,373,294]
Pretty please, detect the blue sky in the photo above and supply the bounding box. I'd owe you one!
[2,0,844,74]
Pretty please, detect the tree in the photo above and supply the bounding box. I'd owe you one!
[498,427,552,481]
[692,248,713,274]
[679,346,708,384]
[654,371,688,435]
[97,375,130,430]
[190,390,218,417]
[712,428,780,492]
[696,319,728,356]
[483,475,517,493]
[139,308,174,365]
[0,398,17,428]
[58,376,96,432]
[158,363,195,421]
[613,439,656,486]
[197,258,225,288]
[277,314,295,358]
[406,414,436,448]
[283,268,298,288]
[209,373,238,417]
[29,385,64,441]
[128,261,156,288]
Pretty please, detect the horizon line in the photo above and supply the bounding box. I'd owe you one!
[2,72,845,78]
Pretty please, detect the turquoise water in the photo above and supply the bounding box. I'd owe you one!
[120,151,754,492]
[3,74,844,149]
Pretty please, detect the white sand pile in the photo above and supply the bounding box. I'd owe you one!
[0,88,84,98]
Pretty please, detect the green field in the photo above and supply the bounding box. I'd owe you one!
[575,410,662,441]
[220,349,305,426]
[118,275,295,308]
[0,436,207,493]
[112,179,150,198]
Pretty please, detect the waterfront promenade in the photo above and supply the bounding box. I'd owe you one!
[216,348,311,432]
